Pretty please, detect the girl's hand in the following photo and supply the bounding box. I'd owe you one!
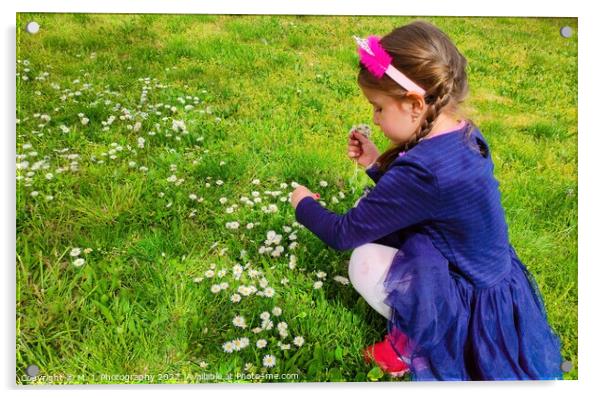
[348,129,380,168]
[291,185,319,209]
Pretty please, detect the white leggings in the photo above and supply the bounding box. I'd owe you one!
[348,243,398,320]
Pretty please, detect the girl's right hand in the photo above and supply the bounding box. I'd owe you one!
[348,130,380,168]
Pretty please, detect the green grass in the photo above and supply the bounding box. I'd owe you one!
[16,14,577,383]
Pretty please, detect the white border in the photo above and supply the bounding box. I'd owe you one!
[9,0,583,17]
[3,1,599,397]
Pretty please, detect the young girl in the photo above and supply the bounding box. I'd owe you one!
[290,21,564,381]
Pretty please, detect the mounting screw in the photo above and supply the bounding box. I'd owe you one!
[25,21,40,34]
[560,360,573,373]
[25,364,39,378]
[560,26,573,38]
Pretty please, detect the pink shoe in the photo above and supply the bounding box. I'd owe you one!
[363,334,410,377]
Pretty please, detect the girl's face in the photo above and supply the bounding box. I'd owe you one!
[360,85,425,146]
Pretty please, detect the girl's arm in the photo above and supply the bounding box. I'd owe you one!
[295,158,439,251]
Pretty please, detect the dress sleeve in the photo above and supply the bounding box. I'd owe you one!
[295,158,439,251]
[365,162,383,183]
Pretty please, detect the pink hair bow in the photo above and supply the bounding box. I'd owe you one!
[354,35,426,96]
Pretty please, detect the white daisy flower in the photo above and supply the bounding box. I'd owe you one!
[246,223,254,229]
[293,336,305,347]
[233,315,247,329]
[219,197,228,204]
[319,180,328,187]
[256,339,267,348]
[263,287,275,298]
[205,270,215,278]
[252,179,260,185]
[72,258,85,267]
[189,193,198,200]
[233,338,246,351]
[238,286,253,296]
[260,311,271,320]
[316,271,327,279]
[232,264,244,275]
[277,322,288,331]
[219,282,229,289]
[262,354,276,368]
[272,307,282,316]
[288,255,297,270]
[271,246,284,258]
[225,221,240,229]
[70,248,82,257]
[199,361,208,369]
[252,327,263,334]
[261,319,273,330]
[230,294,241,303]
[313,281,323,289]
[210,284,221,293]
[333,275,350,285]
[216,180,224,186]
[222,341,235,353]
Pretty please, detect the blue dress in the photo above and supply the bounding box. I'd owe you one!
[295,121,564,380]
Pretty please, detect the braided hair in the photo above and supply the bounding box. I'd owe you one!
[357,21,474,173]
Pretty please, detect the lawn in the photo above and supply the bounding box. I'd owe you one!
[16,14,578,383]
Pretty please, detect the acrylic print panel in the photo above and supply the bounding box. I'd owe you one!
[15,13,577,384]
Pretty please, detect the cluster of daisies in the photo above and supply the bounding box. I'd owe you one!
[197,261,278,299]
[221,306,305,369]
[18,56,359,376]
[16,57,218,204]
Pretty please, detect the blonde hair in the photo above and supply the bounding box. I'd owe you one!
[358,20,475,173]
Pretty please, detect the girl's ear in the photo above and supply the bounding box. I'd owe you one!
[406,92,427,117]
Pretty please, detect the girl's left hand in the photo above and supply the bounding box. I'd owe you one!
[291,185,319,209]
